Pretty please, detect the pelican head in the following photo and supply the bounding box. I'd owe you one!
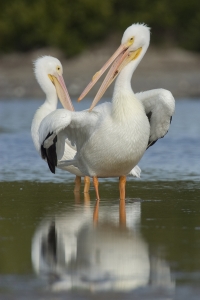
[34,56,74,111]
[121,23,150,53]
[78,23,150,110]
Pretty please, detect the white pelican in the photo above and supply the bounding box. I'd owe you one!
[31,56,90,192]
[39,24,175,200]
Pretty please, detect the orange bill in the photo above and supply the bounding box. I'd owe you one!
[89,47,142,111]
[48,74,74,111]
[78,42,132,102]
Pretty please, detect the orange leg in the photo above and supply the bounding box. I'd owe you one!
[93,199,99,225]
[93,176,100,200]
[119,197,126,228]
[83,176,90,193]
[74,176,81,193]
[119,175,126,200]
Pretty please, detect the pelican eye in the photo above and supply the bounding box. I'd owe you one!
[57,66,61,71]
[128,37,134,46]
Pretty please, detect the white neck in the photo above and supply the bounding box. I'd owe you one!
[111,47,147,121]
[36,67,58,109]
[31,72,58,152]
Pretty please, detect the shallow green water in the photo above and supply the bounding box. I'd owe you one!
[0,180,200,299]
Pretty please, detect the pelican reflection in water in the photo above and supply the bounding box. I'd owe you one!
[32,197,175,293]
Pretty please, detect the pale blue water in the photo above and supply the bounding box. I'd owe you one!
[0,98,200,182]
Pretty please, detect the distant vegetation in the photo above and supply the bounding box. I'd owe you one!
[0,0,200,56]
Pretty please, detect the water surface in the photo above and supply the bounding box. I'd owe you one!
[1,98,200,182]
[0,98,200,299]
[0,181,200,299]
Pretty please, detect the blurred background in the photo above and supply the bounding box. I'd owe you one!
[1,2,200,298]
[0,0,200,99]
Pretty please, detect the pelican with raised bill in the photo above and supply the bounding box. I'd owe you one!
[39,24,175,200]
[31,56,90,192]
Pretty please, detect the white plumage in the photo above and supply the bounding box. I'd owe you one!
[31,56,87,192]
[39,24,175,199]
[31,56,140,192]
[135,88,175,147]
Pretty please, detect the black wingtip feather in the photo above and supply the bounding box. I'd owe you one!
[146,111,152,123]
[147,139,157,150]
[41,132,57,174]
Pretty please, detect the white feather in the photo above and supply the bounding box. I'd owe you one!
[38,25,175,182]
[31,56,83,176]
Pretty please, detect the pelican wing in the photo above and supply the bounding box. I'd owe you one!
[136,89,175,148]
[39,102,111,173]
